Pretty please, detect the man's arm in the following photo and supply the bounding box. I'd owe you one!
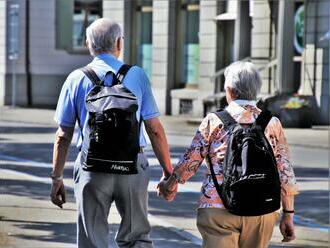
[50,125,74,208]
[144,117,173,178]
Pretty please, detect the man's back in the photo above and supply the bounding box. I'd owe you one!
[54,53,160,148]
[51,18,174,248]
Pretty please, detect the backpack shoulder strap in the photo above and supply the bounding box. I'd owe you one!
[81,66,101,85]
[208,154,223,201]
[214,110,237,129]
[255,110,272,131]
[112,64,132,85]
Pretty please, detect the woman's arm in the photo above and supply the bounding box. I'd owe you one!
[159,113,221,200]
[265,117,298,242]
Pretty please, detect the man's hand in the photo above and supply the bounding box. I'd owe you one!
[157,175,178,202]
[50,179,66,209]
[280,214,296,242]
[51,125,73,209]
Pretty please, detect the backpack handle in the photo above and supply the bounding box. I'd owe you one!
[82,64,132,87]
[105,64,132,86]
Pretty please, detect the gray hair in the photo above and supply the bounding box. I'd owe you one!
[86,18,122,56]
[224,61,262,100]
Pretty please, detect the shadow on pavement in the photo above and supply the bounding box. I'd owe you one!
[3,219,76,244]
[0,126,57,134]
[1,164,74,179]
[0,143,79,163]
[108,223,200,248]
[295,190,329,226]
[149,192,200,219]
[0,179,75,203]
[294,167,329,178]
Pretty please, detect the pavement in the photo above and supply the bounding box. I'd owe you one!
[0,106,328,149]
[0,106,329,248]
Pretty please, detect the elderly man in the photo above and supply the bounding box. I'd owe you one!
[50,18,173,248]
[159,61,298,248]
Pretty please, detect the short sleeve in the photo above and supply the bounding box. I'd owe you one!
[54,76,77,127]
[139,69,160,120]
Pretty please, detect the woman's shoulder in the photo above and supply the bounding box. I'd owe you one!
[205,112,223,125]
[197,112,224,135]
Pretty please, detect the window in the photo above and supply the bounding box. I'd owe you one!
[73,1,102,48]
[175,0,200,88]
[56,0,102,52]
[137,4,153,78]
[129,1,153,78]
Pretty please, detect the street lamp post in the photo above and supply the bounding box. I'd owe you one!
[8,4,20,107]
[277,0,295,94]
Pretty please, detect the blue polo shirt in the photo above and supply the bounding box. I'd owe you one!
[54,53,160,148]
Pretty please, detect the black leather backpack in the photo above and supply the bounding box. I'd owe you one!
[209,110,281,216]
[79,64,140,174]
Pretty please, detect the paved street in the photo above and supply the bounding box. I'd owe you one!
[0,107,329,247]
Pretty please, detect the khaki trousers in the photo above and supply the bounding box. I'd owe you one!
[197,208,280,248]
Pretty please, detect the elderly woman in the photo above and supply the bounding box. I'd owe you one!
[158,61,298,248]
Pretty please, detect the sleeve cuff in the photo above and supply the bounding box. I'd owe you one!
[141,112,161,121]
[54,117,76,128]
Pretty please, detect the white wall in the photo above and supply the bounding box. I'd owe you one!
[251,0,274,95]
[0,0,6,105]
[198,0,217,93]
[151,0,170,114]
[28,0,91,75]
[103,0,124,25]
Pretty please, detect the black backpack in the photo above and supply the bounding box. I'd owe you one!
[208,110,281,216]
[79,64,140,174]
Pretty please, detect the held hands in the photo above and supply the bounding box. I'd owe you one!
[50,179,66,209]
[280,214,296,242]
[157,175,178,202]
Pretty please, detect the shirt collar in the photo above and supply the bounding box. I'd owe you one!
[93,53,118,63]
[225,99,260,124]
[232,99,257,107]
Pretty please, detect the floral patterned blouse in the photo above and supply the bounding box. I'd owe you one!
[173,100,299,209]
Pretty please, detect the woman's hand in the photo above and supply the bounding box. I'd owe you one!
[280,214,296,242]
[157,175,178,202]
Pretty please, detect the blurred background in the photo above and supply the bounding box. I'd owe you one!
[0,1,329,248]
[1,0,329,125]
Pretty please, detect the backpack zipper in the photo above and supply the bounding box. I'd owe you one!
[87,93,137,103]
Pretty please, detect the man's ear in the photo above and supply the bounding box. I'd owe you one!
[117,37,122,51]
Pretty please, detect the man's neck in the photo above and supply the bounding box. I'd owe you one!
[94,52,119,59]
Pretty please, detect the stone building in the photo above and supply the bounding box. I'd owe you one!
[0,0,329,123]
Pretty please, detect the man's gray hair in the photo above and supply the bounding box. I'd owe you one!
[86,18,122,56]
[224,61,262,100]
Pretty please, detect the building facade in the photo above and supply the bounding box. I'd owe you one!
[0,0,329,123]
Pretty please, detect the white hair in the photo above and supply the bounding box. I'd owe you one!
[86,18,122,56]
[224,61,262,100]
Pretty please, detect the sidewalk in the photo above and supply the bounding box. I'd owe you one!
[0,169,201,248]
[1,169,328,248]
[0,106,329,247]
[0,106,329,149]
